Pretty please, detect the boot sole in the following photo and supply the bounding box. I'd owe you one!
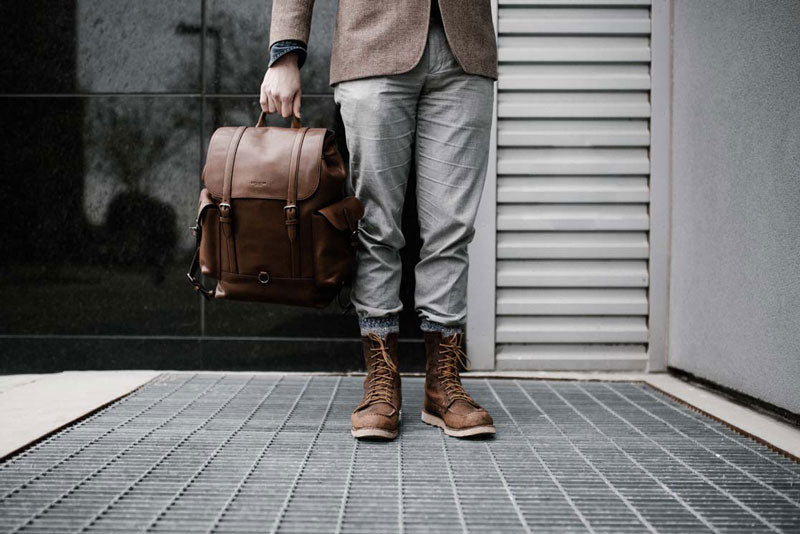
[421,410,496,438]
[351,427,398,440]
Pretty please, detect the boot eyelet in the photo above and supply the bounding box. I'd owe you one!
[257,271,270,284]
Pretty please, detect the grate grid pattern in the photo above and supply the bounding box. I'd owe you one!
[0,374,798,533]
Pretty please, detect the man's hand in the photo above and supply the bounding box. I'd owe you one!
[260,53,302,119]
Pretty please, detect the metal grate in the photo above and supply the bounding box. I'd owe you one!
[0,374,798,533]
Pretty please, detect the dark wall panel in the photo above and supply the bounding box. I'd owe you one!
[1,96,201,337]
[205,0,337,95]
[0,0,425,373]
[0,1,79,93]
[75,0,203,93]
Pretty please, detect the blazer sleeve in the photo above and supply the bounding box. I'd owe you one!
[269,0,315,47]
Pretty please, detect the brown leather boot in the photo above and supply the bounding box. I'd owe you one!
[351,332,401,439]
[422,331,496,437]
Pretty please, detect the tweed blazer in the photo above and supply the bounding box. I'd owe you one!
[269,0,498,85]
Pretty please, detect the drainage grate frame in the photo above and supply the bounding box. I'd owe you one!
[0,374,798,533]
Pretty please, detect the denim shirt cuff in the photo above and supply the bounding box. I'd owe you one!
[268,40,307,69]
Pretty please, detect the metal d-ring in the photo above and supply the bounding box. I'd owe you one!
[257,271,270,284]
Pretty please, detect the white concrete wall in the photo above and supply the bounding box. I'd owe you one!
[669,0,800,413]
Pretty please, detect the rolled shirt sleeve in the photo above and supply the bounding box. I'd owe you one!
[268,39,308,69]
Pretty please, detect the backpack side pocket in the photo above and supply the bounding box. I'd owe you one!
[311,196,363,288]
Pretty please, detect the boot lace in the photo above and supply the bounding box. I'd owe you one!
[436,333,473,403]
[363,333,398,406]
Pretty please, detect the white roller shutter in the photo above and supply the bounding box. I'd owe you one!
[494,0,652,370]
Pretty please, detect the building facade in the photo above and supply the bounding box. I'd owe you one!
[1,0,798,413]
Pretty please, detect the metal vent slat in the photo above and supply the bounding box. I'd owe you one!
[498,92,651,118]
[496,344,648,370]
[497,231,649,258]
[498,8,652,34]
[497,315,649,342]
[497,204,650,231]
[498,148,650,175]
[499,64,651,90]
[500,0,652,5]
[498,121,651,147]
[498,176,649,203]
[498,36,650,62]
[497,288,648,315]
[497,259,649,287]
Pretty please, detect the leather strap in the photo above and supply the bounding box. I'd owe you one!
[285,126,309,276]
[221,126,246,208]
[186,202,218,300]
[256,111,302,129]
[220,126,247,273]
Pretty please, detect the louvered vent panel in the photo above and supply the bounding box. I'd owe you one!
[494,0,652,370]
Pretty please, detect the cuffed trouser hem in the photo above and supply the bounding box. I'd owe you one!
[359,314,400,339]
[420,318,463,338]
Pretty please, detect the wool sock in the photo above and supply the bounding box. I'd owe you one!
[420,318,462,339]
[359,314,400,339]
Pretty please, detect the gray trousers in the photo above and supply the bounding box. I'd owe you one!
[332,17,494,327]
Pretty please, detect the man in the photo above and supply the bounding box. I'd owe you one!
[260,0,497,440]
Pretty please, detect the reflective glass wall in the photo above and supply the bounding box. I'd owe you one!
[0,1,425,372]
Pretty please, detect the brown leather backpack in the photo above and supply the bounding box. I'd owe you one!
[187,113,363,308]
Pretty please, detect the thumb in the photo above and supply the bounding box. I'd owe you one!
[293,90,302,119]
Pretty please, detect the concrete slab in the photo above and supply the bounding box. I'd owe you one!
[0,374,42,394]
[645,374,800,460]
[0,371,160,458]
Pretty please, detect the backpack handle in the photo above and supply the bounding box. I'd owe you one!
[256,111,302,129]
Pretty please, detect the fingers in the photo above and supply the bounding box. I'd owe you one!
[260,73,279,115]
[260,89,271,113]
[267,89,290,117]
[292,90,302,119]
[259,82,268,112]
[268,90,295,118]
[258,69,300,120]
[279,91,294,118]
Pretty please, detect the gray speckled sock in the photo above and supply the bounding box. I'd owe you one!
[359,315,400,339]
[420,318,462,339]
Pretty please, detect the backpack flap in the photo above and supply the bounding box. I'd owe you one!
[201,126,327,202]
